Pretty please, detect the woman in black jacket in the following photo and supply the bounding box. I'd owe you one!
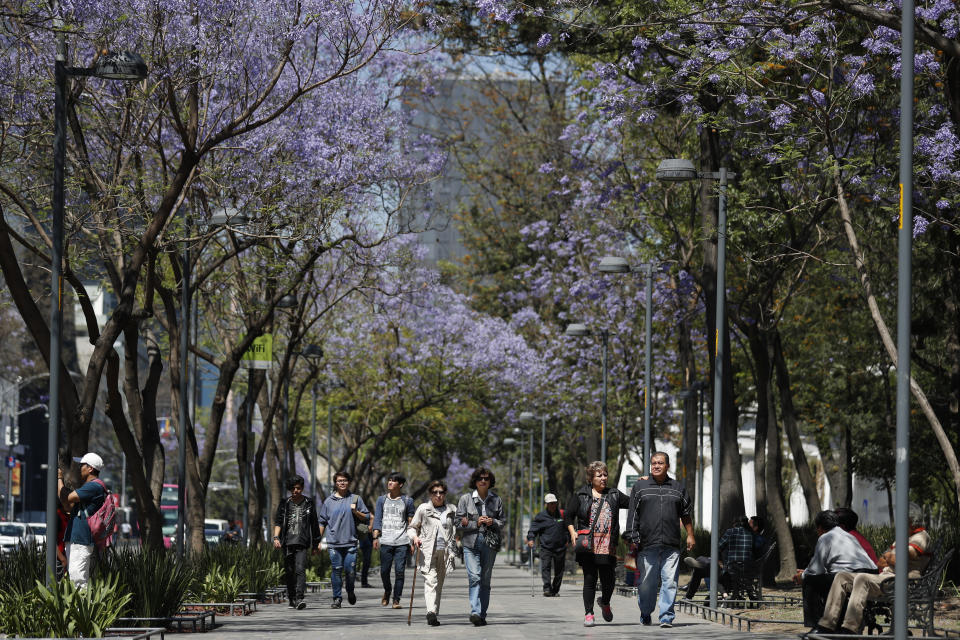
[565,461,630,627]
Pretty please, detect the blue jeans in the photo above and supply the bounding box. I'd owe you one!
[329,545,357,599]
[462,535,496,618]
[637,545,681,624]
[379,544,409,600]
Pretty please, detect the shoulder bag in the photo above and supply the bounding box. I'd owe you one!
[574,495,603,555]
[350,494,370,535]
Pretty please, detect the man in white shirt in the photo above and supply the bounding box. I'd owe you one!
[793,510,877,626]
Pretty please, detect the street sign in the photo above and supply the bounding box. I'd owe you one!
[241,334,273,369]
[5,456,14,469]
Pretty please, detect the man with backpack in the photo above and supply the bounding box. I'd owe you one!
[57,452,108,588]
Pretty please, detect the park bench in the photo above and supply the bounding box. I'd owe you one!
[724,541,777,607]
[862,541,955,635]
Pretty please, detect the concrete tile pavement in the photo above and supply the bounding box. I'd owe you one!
[195,563,800,639]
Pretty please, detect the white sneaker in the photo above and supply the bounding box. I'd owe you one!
[584,614,595,627]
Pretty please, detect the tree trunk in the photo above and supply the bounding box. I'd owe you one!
[772,331,823,519]
[767,378,797,581]
[834,169,960,513]
[747,326,770,518]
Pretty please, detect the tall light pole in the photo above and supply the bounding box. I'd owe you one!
[597,257,656,473]
[656,158,734,610]
[47,36,146,580]
[300,345,323,498]
[520,411,547,504]
[893,1,915,637]
[565,324,610,464]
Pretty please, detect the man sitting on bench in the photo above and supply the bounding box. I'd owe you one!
[812,508,931,635]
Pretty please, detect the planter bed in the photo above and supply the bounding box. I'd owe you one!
[115,610,216,633]
[306,581,331,593]
[181,599,256,616]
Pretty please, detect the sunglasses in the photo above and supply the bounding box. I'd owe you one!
[477,476,491,482]
[430,490,446,495]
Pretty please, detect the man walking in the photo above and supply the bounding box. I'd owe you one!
[57,452,107,588]
[624,451,695,628]
[273,475,322,609]
[526,493,568,596]
[372,472,416,608]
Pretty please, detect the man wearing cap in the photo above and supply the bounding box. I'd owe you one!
[526,494,568,596]
[57,452,107,588]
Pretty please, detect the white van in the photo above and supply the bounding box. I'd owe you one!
[204,518,229,532]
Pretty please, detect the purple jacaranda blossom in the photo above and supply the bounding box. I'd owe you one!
[537,33,553,48]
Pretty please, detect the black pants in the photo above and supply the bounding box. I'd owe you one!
[284,545,308,603]
[684,564,734,599]
[540,547,566,594]
[579,554,615,614]
[802,573,836,626]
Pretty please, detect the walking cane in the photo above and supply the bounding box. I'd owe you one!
[407,546,420,626]
[530,543,535,597]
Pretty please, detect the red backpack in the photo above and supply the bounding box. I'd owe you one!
[85,478,117,550]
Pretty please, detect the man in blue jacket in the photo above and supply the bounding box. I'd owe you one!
[318,471,371,608]
[372,472,416,608]
[624,452,695,628]
[526,493,568,597]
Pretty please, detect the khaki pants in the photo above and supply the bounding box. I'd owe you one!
[422,551,448,614]
[819,572,888,632]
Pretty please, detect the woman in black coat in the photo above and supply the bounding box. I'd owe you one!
[565,460,630,627]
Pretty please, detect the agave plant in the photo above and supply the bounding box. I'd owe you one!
[0,543,46,593]
[96,546,197,619]
[33,574,131,637]
[199,564,244,603]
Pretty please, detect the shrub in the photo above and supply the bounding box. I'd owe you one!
[96,546,196,619]
[0,575,131,637]
[0,543,46,593]
[198,564,244,602]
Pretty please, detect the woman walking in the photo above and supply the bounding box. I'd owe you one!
[318,471,371,608]
[565,460,630,627]
[408,480,457,626]
[456,467,505,626]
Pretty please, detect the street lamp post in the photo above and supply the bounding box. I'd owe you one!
[565,324,610,464]
[656,158,734,610]
[300,345,323,498]
[47,41,146,580]
[597,257,655,473]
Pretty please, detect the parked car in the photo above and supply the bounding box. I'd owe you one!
[0,522,35,554]
[27,522,47,548]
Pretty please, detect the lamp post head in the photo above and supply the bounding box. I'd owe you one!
[656,158,698,182]
[276,294,298,309]
[519,411,536,422]
[301,344,323,361]
[598,256,631,273]
[565,322,591,337]
[210,206,250,226]
[503,437,518,446]
[94,50,148,81]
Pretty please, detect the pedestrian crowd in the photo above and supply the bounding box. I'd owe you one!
[56,448,929,634]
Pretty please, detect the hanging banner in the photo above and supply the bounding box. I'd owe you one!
[241,334,273,369]
[11,462,20,496]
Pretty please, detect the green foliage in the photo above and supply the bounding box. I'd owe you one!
[0,543,46,594]
[195,544,283,596]
[0,575,131,638]
[198,564,244,603]
[96,546,197,619]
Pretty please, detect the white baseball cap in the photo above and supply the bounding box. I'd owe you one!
[544,493,558,503]
[73,452,104,471]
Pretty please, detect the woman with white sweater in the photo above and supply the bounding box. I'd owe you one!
[408,479,457,626]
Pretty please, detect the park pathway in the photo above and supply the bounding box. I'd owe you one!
[196,563,801,639]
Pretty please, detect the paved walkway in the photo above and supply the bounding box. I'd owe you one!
[196,564,801,639]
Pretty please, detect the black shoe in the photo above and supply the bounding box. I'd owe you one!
[543,589,553,597]
[331,598,342,609]
[288,600,297,609]
[469,613,481,626]
[805,625,834,637]
[347,590,357,605]
[478,618,487,626]
[551,590,560,596]
[361,582,374,588]
[296,600,306,610]
[426,612,440,626]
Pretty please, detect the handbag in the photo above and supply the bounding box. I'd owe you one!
[473,496,502,551]
[350,495,370,535]
[574,496,603,555]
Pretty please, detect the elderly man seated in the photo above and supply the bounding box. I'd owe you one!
[812,510,931,635]
[794,510,877,627]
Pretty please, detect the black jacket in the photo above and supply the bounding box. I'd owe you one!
[526,508,568,552]
[564,486,630,555]
[274,495,322,548]
[623,475,692,549]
